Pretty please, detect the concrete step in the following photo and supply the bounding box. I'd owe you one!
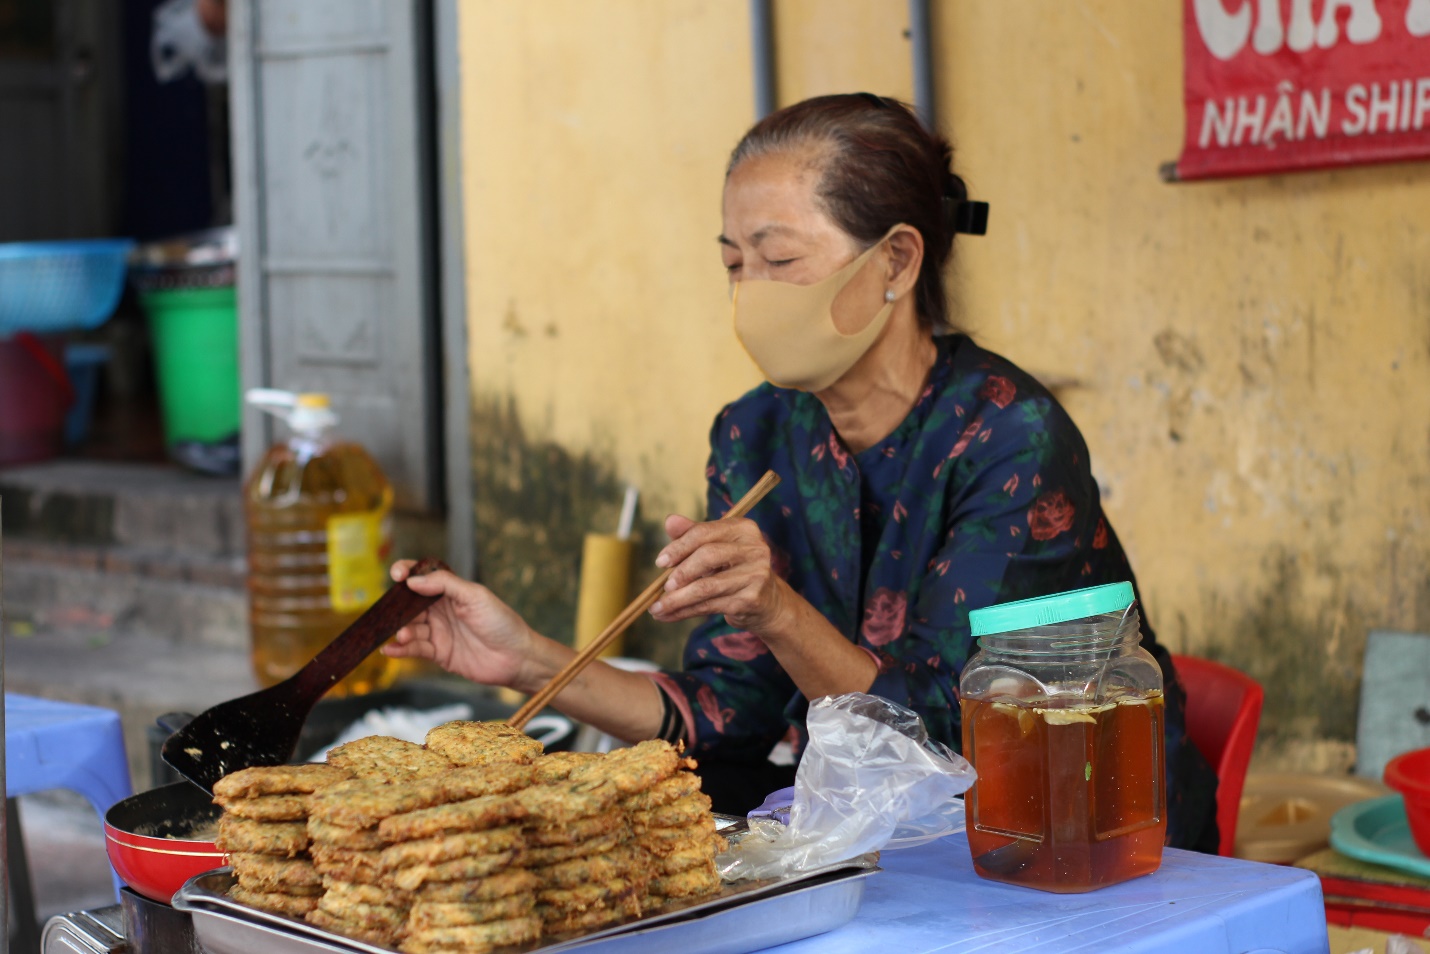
[0,460,245,556]
[5,627,259,790]
[4,540,248,651]
[1,460,245,554]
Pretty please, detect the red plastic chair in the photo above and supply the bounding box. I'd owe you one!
[1172,654,1264,856]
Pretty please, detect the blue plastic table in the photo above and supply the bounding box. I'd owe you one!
[5,694,133,899]
[770,832,1329,954]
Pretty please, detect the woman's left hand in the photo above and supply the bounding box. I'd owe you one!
[649,514,788,632]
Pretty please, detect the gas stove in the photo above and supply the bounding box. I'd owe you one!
[41,888,201,954]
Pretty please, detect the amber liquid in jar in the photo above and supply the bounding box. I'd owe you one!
[962,691,1166,892]
[246,440,397,697]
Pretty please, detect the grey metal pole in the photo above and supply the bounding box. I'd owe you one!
[750,0,776,119]
[2,496,9,947]
[908,0,936,128]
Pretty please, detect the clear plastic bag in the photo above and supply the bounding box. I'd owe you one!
[718,692,977,882]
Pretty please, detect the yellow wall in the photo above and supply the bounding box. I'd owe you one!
[458,2,1430,765]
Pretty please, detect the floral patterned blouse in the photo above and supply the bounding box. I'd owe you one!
[651,334,1216,847]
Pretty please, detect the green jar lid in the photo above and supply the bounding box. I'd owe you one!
[968,582,1134,638]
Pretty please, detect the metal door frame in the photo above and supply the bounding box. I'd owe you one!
[229,0,473,575]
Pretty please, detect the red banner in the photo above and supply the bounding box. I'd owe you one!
[1177,0,1430,179]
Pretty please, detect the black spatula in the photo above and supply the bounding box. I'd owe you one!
[162,557,448,793]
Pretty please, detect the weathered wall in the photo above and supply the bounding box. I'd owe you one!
[941,1,1430,769]
[457,1,753,663]
[458,1,1430,765]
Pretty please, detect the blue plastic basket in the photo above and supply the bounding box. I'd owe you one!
[0,239,135,335]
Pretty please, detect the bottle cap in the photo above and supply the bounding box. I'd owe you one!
[296,393,331,409]
[968,582,1134,638]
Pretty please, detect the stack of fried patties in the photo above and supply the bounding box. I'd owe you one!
[522,740,721,932]
[376,721,546,954]
[611,741,723,913]
[213,763,352,918]
[303,736,457,946]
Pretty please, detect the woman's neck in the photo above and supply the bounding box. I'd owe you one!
[816,313,937,454]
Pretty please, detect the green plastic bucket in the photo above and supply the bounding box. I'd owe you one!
[141,286,240,445]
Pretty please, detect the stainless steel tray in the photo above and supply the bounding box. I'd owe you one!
[173,861,877,954]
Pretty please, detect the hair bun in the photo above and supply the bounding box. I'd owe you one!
[944,172,969,203]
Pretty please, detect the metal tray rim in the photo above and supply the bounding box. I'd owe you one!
[175,861,878,954]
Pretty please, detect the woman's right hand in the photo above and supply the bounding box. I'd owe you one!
[383,560,535,689]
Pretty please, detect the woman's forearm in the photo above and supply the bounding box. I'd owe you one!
[509,632,667,744]
[757,582,879,699]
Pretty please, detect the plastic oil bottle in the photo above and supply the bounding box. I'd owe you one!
[243,389,398,696]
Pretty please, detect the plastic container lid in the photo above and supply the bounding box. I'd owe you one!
[968,581,1134,638]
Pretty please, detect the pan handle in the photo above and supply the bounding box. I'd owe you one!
[156,712,195,736]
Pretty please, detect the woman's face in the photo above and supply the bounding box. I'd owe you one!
[721,150,898,337]
[720,150,862,284]
[720,149,920,338]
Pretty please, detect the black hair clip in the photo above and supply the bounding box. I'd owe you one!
[857,91,893,110]
[953,200,990,235]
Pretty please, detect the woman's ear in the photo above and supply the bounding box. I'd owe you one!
[885,225,924,298]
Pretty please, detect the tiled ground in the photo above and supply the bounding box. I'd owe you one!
[13,789,116,924]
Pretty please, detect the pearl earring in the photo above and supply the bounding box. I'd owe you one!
[884,289,896,303]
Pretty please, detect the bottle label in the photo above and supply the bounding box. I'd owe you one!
[327,503,393,612]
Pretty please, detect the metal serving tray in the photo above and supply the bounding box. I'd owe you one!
[173,861,878,954]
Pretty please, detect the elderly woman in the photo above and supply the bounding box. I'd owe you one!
[386,93,1218,851]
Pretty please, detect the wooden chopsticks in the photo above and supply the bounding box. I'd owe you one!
[507,470,781,730]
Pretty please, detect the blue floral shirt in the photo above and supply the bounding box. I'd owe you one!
[652,335,1216,846]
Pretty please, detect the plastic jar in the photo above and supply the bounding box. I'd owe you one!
[245,391,398,696]
[960,582,1165,892]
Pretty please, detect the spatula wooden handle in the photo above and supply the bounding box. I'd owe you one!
[293,557,448,700]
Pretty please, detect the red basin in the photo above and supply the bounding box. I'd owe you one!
[1384,747,1430,857]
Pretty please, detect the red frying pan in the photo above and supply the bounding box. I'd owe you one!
[103,780,226,903]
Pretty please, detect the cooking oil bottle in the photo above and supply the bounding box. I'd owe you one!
[243,389,398,696]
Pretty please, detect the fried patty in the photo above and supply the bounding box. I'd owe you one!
[379,825,524,870]
[216,815,309,857]
[515,778,621,825]
[649,860,721,899]
[326,735,453,781]
[415,868,540,903]
[229,883,323,917]
[424,721,544,767]
[390,849,521,891]
[316,895,408,931]
[530,846,644,889]
[398,917,542,954]
[567,739,688,795]
[636,816,717,855]
[628,792,713,834]
[228,853,323,891]
[215,793,309,822]
[525,809,623,847]
[378,794,527,842]
[306,907,401,946]
[531,751,603,784]
[536,875,645,914]
[214,763,352,799]
[308,858,385,885]
[308,816,387,851]
[320,879,414,908]
[537,902,630,935]
[521,833,621,867]
[407,894,536,930]
[656,839,718,876]
[440,762,537,800]
[619,771,701,812]
[310,844,385,885]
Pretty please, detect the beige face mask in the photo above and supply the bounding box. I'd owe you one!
[731,231,897,392]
